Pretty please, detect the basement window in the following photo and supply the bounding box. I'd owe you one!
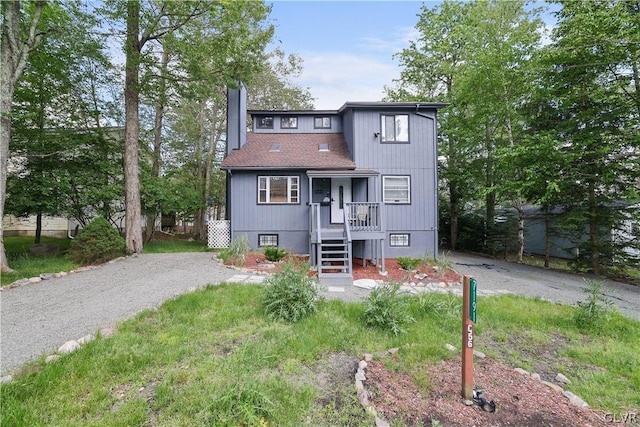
[389,233,410,247]
[259,234,278,247]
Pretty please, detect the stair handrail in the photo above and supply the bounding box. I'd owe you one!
[342,208,353,275]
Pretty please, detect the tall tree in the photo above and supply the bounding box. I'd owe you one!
[1,0,47,272]
[539,0,640,273]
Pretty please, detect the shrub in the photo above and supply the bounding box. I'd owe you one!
[363,282,415,335]
[263,259,321,323]
[69,217,126,265]
[263,246,288,262]
[219,235,250,267]
[396,257,422,271]
[574,278,614,332]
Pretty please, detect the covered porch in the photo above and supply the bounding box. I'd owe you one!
[307,170,386,285]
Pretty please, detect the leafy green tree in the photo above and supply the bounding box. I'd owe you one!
[538,0,640,273]
[7,1,116,243]
[1,0,47,272]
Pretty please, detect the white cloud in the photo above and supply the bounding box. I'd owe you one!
[298,51,400,109]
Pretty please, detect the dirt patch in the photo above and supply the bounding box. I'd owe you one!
[365,356,609,426]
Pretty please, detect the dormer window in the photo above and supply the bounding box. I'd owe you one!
[280,116,298,129]
[314,117,331,129]
[257,116,273,129]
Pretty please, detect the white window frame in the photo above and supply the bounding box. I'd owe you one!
[381,114,409,143]
[389,233,410,247]
[314,117,331,129]
[258,176,300,204]
[383,175,410,204]
[258,234,279,247]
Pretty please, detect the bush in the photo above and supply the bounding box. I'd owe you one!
[219,235,250,267]
[363,282,415,335]
[396,257,422,271]
[263,259,321,323]
[263,246,288,262]
[69,217,126,265]
[574,278,614,332]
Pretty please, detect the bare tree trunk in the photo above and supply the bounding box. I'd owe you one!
[144,48,170,243]
[124,1,143,254]
[1,0,46,272]
[588,180,600,275]
[544,208,551,268]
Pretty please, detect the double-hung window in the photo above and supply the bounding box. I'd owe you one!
[381,114,409,143]
[383,176,410,204]
[258,176,299,204]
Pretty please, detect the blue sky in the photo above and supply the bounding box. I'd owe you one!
[267,1,433,109]
[266,1,557,110]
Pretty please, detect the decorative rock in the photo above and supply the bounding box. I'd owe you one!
[39,274,54,280]
[462,399,474,406]
[387,347,399,355]
[58,340,80,354]
[359,360,368,370]
[514,368,530,375]
[445,343,457,352]
[1,375,12,384]
[355,369,366,381]
[364,353,373,362]
[438,282,447,287]
[473,350,486,359]
[46,354,61,364]
[353,279,378,290]
[355,379,364,391]
[357,388,370,406]
[28,277,42,283]
[531,373,541,381]
[542,381,564,393]
[58,271,67,277]
[555,373,571,384]
[378,271,388,277]
[375,416,391,427]
[563,390,589,408]
[78,334,94,345]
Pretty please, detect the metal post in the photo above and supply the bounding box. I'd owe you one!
[462,275,476,400]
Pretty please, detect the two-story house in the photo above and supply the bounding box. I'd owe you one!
[221,86,446,284]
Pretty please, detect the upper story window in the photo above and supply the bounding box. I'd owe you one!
[256,116,274,129]
[314,117,331,129]
[381,114,409,143]
[280,116,298,129]
[383,175,410,204]
[258,176,299,204]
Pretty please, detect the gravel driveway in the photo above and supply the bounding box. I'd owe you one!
[1,253,236,376]
[1,251,638,376]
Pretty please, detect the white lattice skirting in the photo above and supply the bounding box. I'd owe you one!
[208,220,230,248]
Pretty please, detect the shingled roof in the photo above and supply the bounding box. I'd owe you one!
[221,133,356,170]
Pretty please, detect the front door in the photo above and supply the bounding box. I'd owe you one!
[330,178,351,223]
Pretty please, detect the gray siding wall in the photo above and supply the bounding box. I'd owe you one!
[342,109,355,158]
[229,171,310,254]
[252,115,342,133]
[351,109,439,258]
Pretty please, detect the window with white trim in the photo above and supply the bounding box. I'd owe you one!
[381,114,409,142]
[389,233,410,247]
[383,176,410,204]
[258,176,299,204]
[258,234,278,247]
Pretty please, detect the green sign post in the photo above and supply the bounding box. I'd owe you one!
[469,278,477,323]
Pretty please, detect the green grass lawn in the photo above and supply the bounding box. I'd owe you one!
[1,284,638,426]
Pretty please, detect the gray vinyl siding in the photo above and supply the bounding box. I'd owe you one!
[342,109,355,157]
[228,171,310,254]
[349,109,439,257]
[252,115,342,133]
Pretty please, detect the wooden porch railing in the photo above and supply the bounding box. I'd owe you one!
[345,202,382,232]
